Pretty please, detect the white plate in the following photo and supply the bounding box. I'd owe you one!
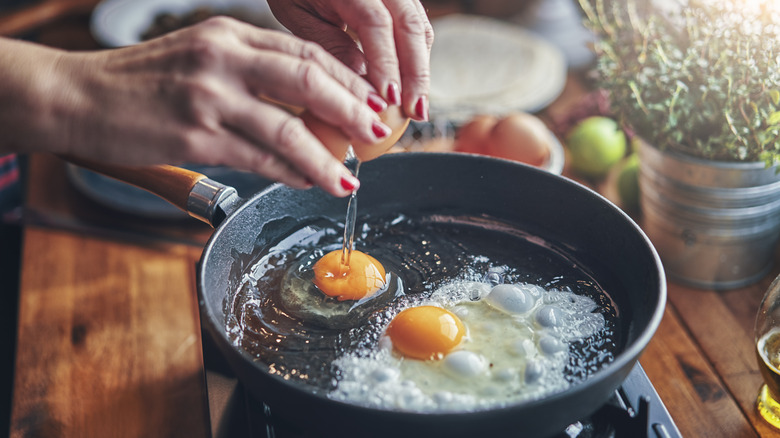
[90,0,282,47]
[429,15,567,123]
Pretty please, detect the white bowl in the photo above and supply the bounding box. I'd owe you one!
[91,0,282,47]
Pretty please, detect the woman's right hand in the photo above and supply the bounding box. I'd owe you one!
[0,17,396,196]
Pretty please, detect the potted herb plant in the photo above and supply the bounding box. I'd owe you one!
[579,0,780,289]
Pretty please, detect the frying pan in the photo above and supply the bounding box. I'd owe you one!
[73,152,666,438]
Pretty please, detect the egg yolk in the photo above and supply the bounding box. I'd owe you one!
[385,306,465,360]
[313,250,386,301]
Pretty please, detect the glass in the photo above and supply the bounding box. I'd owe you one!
[755,274,780,428]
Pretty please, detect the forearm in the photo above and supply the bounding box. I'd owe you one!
[0,37,78,156]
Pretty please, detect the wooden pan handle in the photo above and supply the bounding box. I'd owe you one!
[63,156,208,212]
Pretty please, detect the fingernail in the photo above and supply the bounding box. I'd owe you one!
[372,120,391,139]
[414,95,429,121]
[367,92,387,113]
[304,178,315,188]
[340,175,360,192]
[386,82,401,106]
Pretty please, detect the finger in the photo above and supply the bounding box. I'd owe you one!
[229,21,377,105]
[383,0,433,120]
[234,48,390,145]
[332,0,402,107]
[410,0,434,52]
[207,132,313,190]
[177,114,313,190]
[218,95,359,197]
[264,4,368,74]
[225,21,391,135]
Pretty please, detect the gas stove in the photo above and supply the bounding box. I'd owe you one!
[204,356,681,438]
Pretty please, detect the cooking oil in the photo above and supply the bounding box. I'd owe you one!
[225,212,620,397]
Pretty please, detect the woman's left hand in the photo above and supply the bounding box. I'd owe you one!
[267,0,434,121]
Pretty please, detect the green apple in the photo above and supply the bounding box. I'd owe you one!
[616,153,640,212]
[566,116,627,179]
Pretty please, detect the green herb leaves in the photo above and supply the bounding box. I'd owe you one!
[581,0,780,162]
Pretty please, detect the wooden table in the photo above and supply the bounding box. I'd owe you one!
[5,4,780,438]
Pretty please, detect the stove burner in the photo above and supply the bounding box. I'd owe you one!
[205,364,680,438]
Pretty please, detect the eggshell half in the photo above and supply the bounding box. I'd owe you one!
[301,106,410,162]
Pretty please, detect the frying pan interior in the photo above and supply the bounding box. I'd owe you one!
[198,153,665,438]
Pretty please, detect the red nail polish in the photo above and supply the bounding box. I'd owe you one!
[372,120,391,138]
[415,95,429,121]
[340,176,359,191]
[386,82,401,106]
[367,92,387,113]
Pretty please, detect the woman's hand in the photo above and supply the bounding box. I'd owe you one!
[267,0,434,121]
[0,18,397,196]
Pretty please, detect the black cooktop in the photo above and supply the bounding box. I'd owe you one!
[204,359,681,438]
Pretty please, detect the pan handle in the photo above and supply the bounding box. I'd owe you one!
[63,156,240,227]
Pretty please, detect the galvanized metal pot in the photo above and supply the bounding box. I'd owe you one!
[638,140,780,290]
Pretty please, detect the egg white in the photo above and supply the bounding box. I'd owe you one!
[328,280,606,412]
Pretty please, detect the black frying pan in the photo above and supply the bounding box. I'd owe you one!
[74,153,666,438]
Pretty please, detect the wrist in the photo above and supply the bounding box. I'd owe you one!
[0,38,86,156]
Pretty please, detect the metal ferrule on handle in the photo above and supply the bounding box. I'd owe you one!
[187,178,239,228]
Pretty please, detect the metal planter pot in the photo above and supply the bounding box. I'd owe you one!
[638,140,780,290]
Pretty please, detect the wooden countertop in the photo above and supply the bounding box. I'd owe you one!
[13,156,780,438]
[6,4,780,437]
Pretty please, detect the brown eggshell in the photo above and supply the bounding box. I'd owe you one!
[300,106,410,162]
[422,137,455,153]
[299,111,351,161]
[454,114,499,154]
[352,106,410,162]
[487,112,550,167]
